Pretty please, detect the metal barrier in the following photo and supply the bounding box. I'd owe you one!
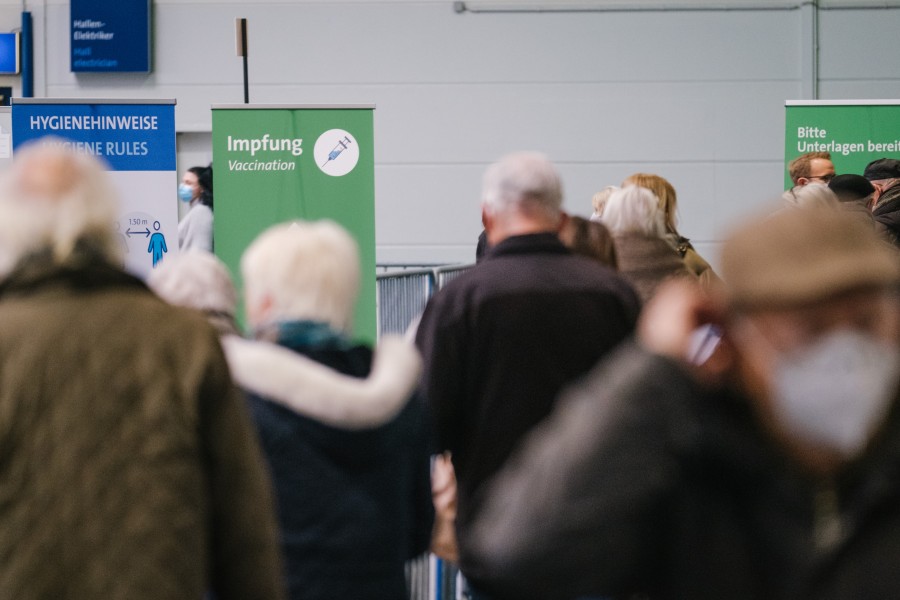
[434,264,472,290]
[405,554,432,600]
[435,558,462,600]
[406,554,462,600]
[376,268,435,337]
[375,264,474,338]
[378,264,474,600]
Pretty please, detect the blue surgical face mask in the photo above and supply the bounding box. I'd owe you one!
[178,184,194,202]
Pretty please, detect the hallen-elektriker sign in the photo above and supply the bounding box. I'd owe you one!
[70,0,151,73]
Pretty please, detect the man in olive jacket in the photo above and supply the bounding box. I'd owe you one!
[0,143,285,599]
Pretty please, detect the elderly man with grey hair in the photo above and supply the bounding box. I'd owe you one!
[415,151,640,597]
[0,142,284,599]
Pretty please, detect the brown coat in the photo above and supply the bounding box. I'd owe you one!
[0,256,285,600]
[613,233,695,303]
[672,235,722,289]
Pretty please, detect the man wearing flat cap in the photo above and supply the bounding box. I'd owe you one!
[864,157,900,247]
[465,207,900,600]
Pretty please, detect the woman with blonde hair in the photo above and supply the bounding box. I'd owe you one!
[622,173,719,286]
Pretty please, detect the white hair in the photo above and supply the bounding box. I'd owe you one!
[0,139,120,278]
[147,249,237,317]
[481,151,563,219]
[794,182,841,209]
[600,185,668,237]
[241,220,360,332]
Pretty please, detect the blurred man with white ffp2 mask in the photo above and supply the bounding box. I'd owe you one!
[467,207,900,600]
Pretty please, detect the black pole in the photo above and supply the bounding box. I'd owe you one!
[241,18,249,104]
[21,11,33,97]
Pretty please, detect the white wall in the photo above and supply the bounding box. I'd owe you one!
[3,0,900,265]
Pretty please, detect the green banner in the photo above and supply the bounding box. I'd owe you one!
[212,104,376,344]
[785,101,900,189]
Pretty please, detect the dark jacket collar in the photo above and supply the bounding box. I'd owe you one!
[874,185,900,216]
[834,385,900,499]
[254,319,353,353]
[0,248,147,299]
[484,232,569,260]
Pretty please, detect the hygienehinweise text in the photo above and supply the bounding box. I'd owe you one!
[29,114,160,157]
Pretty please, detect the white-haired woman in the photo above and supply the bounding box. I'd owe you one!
[146,249,240,336]
[601,185,695,303]
[622,172,720,286]
[222,220,433,600]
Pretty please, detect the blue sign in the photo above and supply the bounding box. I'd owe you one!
[11,99,179,278]
[71,0,150,72]
[12,103,175,171]
[0,33,19,75]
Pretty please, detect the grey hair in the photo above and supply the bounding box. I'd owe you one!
[241,220,360,332]
[793,182,841,209]
[600,185,668,237]
[0,139,120,278]
[147,249,239,336]
[481,151,563,219]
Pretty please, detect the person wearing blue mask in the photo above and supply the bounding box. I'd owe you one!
[177,164,213,251]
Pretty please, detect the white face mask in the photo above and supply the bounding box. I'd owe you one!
[769,329,900,458]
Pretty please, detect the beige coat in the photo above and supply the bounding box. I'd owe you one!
[0,256,285,600]
[613,233,695,303]
[671,235,722,289]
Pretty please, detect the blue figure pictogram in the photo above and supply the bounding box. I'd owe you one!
[148,221,168,267]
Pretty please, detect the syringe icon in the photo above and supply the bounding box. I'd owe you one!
[321,136,353,167]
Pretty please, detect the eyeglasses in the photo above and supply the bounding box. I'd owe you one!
[808,173,835,183]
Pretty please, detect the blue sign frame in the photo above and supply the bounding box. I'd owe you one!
[71,0,150,73]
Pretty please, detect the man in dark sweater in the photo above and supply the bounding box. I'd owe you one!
[415,151,640,590]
